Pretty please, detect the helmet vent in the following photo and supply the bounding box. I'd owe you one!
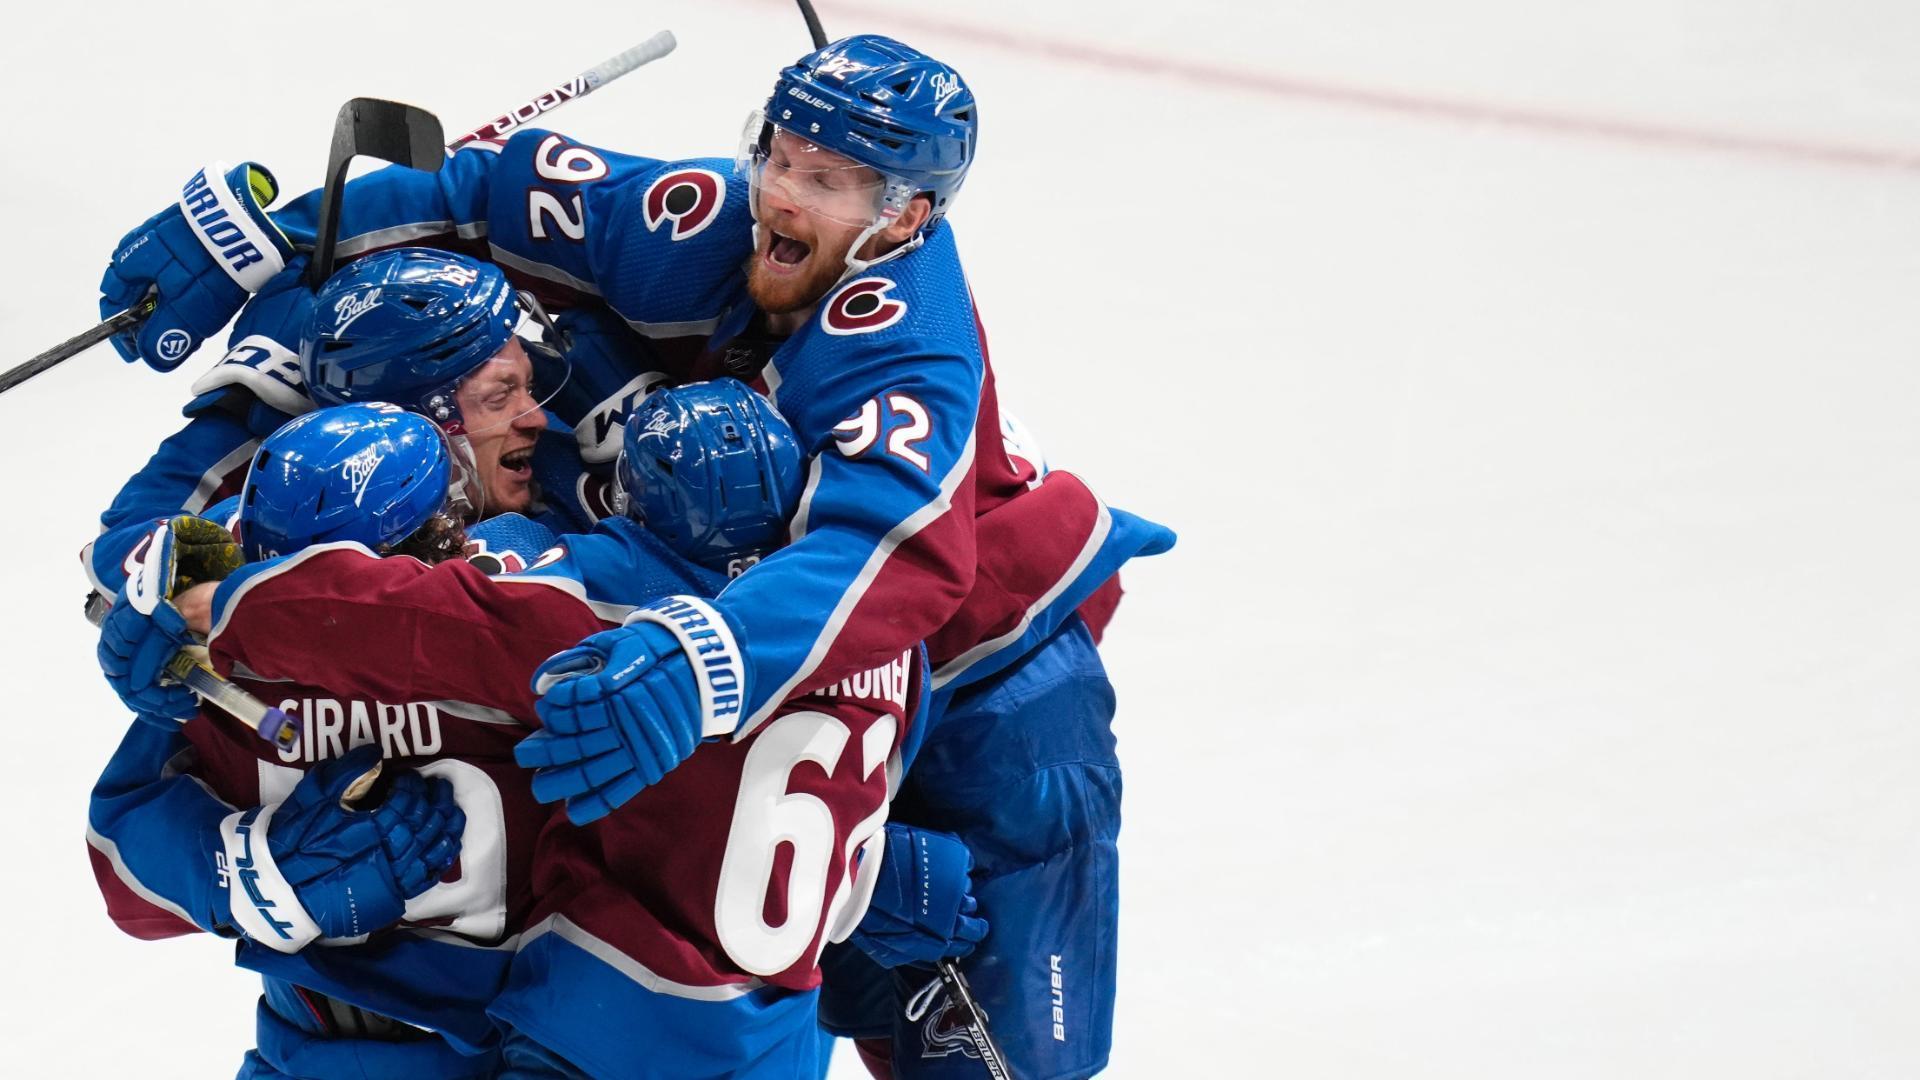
[322,339,354,352]
[950,108,971,121]
[888,76,916,95]
[313,488,327,513]
[654,456,675,476]
[401,296,433,311]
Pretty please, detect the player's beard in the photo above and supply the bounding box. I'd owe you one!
[745,226,850,316]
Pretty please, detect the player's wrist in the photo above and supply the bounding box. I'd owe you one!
[218,804,324,954]
[620,595,750,739]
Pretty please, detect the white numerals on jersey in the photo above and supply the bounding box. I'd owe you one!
[819,716,898,950]
[401,760,509,941]
[532,134,609,182]
[529,192,586,240]
[832,394,932,471]
[714,710,894,977]
[527,136,605,241]
[257,759,510,943]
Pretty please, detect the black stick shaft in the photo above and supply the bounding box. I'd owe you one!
[0,303,145,395]
[795,0,828,47]
[937,959,1014,1080]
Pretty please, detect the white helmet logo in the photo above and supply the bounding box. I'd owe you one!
[342,446,385,507]
[930,71,964,113]
[334,288,384,334]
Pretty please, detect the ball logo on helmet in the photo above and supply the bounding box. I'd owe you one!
[822,278,908,336]
[643,169,725,241]
[333,289,383,333]
[341,446,385,507]
[930,71,965,112]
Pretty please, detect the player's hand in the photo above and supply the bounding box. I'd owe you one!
[99,162,293,371]
[517,621,704,824]
[850,824,989,969]
[219,744,465,953]
[96,516,244,722]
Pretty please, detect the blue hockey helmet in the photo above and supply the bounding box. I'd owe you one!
[239,403,454,562]
[300,248,568,437]
[743,35,977,240]
[616,379,806,572]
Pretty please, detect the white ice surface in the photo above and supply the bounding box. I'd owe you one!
[3,1,1919,1076]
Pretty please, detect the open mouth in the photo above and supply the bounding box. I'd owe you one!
[767,228,811,268]
[499,447,535,477]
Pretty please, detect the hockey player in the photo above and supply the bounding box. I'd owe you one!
[90,404,515,1076]
[83,246,597,608]
[99,382,982,1077]
[96,35,1175,1077]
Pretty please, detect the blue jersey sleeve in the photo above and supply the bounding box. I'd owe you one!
[269,132,751,338]
[85,411,261,599]
[86,720,238,937]
[708,234,987,734]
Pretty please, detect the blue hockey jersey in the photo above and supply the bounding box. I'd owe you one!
[265,129,1167,741]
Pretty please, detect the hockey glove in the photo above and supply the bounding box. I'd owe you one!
[517,596,748,825]
[219,745,465,953]
[100,162,293,371]
[97,516,244,723]
[851,824,989,969]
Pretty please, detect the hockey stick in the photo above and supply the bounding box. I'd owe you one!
[449,30,678,148]
[84,595,299,751]
[795,0,830,48]
[935,959,1015,1080]
[306,98,448,288]
[0,297,152,395]
[167,645,301,752]
[5,32,678,396]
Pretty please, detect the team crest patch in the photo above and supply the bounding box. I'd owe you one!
[822,278,907,336]
[642,168,725,240]
[913,988,983,1062]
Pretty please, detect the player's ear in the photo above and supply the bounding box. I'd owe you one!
[876,195,933,246]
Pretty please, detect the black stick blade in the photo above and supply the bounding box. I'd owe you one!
[338,98,446,174]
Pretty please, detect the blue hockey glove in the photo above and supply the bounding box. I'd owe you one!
[97,516,244,722]
[100,162,293,371]
[517,596,748,825]
[219,745,465,953]
[850,824,989,969]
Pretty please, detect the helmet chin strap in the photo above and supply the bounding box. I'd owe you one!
[837,219,921,283]
[445,433,486,523]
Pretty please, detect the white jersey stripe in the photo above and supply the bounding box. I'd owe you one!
[732,411,980,737]
[186,439,264,514]
[85,825,200,928]
[520,914,766,1002]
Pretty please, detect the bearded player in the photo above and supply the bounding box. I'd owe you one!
[97,35,1174,1077]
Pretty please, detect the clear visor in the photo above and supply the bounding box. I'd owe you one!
[433,291,572,523]
[429,290,573,440]
[737,110,908,228]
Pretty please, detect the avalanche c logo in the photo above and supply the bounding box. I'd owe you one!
[822,278,907,336]
[642,169,724,241]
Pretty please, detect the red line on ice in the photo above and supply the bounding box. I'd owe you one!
[743,0,1920,174]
